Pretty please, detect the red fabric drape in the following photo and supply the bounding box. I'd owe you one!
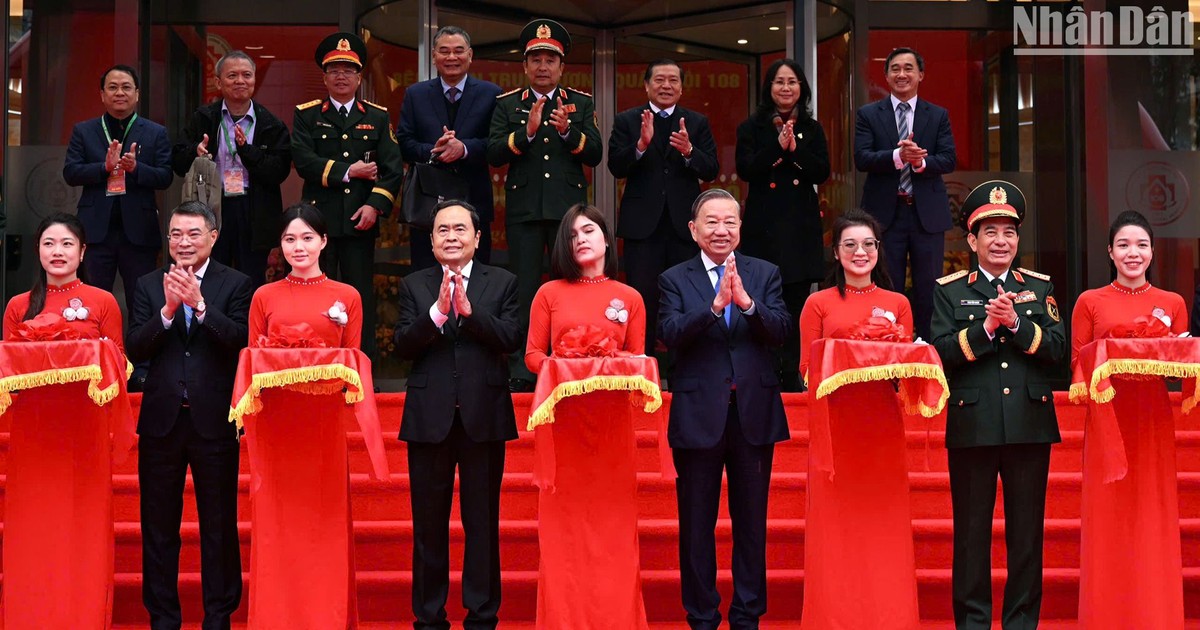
[1070,338,1197,629]
[0,340,133,629]
[230,348,387,630]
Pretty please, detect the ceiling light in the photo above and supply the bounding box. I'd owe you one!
[245,45,264,50]
[737,39,749,45]
[769,26,780,31]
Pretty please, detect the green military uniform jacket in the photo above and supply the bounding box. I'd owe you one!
[292,97,402,239]
[486,86,603,224]
[931,267,1066,449]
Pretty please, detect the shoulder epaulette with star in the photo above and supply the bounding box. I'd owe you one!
[565,86,592,97]
[936,269,969,285]
[497,87,521,99]
[1017,267,1051,281]
[361,99,387,112]
[296,99,322,110]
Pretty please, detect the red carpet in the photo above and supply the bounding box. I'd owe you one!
[3,392,1199,625]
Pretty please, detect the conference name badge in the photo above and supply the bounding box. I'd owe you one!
[105,167,127,196]
[223,168,246,197]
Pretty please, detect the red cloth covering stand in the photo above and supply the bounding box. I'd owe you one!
[526,356,671,630]
[0,339,134,630]
[229,348,388,630]
[802,339,947,630]
[1070,338,1198,630]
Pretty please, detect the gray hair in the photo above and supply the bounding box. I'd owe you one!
[172,200,220,232]
[690,188,740,221]
[215,50,256,77]
[433,26,472,49]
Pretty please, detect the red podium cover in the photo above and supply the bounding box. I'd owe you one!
[527,355,666,630]
[229,347,388,630]
[0,338,134,629]
[806,338,948,478]
[1070,337,1196,629]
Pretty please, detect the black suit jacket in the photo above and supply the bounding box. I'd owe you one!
[658,253,791,449]
[854,97,956,233]
[397,76,502,222]
[171,100,293,251]
[394,262,522,443]
[735,115,830,284]
[126,260,253,440]
[607,104,719,242]
[63,115,174,249]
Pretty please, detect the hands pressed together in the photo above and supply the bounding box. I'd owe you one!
[435,267,472,319]
[712,253,754,316]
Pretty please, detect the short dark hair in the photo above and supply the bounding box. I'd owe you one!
[550,204,618,281]
[885,47,925,73]
[644,59,684,83]
[434,25,472,49]
[280,203,328,240]
[1108,209,1154,245]
[690,188,739,222]
[100,64,140,90]
[826,209,893,297]
[756,58,813,121]
[431,199,481,233]
[172,200,219,232]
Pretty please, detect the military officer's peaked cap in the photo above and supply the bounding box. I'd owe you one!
[316,32,367,69]
[962,179,1025,232]
[520,19,571,57]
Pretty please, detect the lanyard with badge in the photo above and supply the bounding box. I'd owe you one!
[102,113,137,196]
[220,113,254,196]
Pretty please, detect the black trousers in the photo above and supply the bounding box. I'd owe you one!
[321,235,377,361]
[948,443,1052,630]
[673,397,775,630]
[505,220,559,382]
[406,413,506,630]
[210,195,268,289]
[138,407,242,630]
[622,209,698,357]
[85,225,158,317]
[410,220,493,273]
[882,198,945,342]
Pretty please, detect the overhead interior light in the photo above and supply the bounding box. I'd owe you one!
[737,39,749,45]
[769,26,780,31]
[259,55,276,59]
[245,46,264,50]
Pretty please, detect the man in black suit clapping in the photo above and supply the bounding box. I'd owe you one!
[393,200,522,630]
[608,59,719,356]
[127,201,252,630]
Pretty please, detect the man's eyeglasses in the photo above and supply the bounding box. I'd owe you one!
[838,239,879,253]
[168,231,211,243]
[325,69,360,78]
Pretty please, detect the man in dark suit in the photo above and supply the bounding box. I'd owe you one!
[63,64,174,315]
[658,189,791,630]
[608,59,719,357]
[931,181,1064,630]
[126,201,253,630]
[172,50,292,288]
[487,18,602,392]
[398,26,502,271]
[293,32,403,361]
[394,200,521,630]
[854,46,956,341]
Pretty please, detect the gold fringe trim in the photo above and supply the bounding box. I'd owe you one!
[228,364,365,430]
[1085,358,1200,414]
[813,363,950,418]
[1068,382,1089,404]
[1025,322,1043,355]
[570,133,587,155]
[526,375,662,431]
[0,365,112,415]
[508,132,523,156]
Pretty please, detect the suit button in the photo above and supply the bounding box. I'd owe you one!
[543,155,550,161]
[793,179,800,186]
[520,120,526,125]
[664,168,670,174]
[1001,362,1009,369]
[1000,337,1007,343]
[363,135,369,140]
[344,188,351,194]
[185,351,191,358]
[543,120,549,126]
[958,400,964,407]
[343,152,350,157]
[1042,395,1049,402]
[321,134,328,139]
[724,377,732,384]
[968,314,975,321]
[1003,387,1011,395]
[342,134,349,140]
[1026,309,1033,316]
[544,173,550,179]
[453,371,459,378]
[543,138,550,144]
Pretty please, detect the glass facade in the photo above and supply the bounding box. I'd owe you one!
[4,0,1199,383]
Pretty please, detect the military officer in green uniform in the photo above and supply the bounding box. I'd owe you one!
[487,19,603,391]
[931,180,1065,630]
[292,32,402,361]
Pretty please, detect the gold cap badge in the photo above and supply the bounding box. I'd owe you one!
[536,24,551,39]
[989,186,1007,205]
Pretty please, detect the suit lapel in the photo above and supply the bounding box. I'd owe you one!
[455,77,479,130]
[189,262,227,342]
[970,269,999,300]
[686,256,729,333]
[426,79,451,129]
[913,99,931,146]
[343,101,366,131]
[879,100,900,147]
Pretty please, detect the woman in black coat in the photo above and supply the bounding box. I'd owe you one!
[735,58,830,391]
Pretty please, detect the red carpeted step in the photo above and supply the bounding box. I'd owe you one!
[43,567,1200,623]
